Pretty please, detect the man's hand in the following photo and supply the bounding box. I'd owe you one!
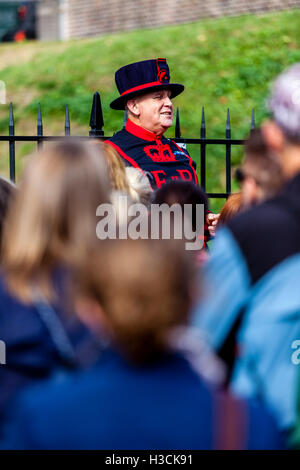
[206,213,220,238]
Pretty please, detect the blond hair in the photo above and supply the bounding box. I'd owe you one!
[93,142,152,204]
[2,140,110,302]
[94,142,130,193]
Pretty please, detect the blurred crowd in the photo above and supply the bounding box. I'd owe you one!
[1,63,300,450]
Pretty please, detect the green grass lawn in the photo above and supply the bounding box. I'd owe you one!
[1,9,300,211]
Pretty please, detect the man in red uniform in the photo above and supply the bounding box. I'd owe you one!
[106,58,219,233]
[106,58,198,190]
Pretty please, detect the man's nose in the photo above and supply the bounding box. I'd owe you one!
[164,95,173,107]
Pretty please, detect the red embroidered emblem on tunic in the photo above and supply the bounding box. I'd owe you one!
[143,144,177,162]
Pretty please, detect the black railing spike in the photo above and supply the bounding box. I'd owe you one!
[226,108,231,139]
[200,106,206,191]
[175,107,181,138]
[65,104,70,136]
[251,108,255,131]
[1,91,253,199]
[201,106,206,139]
[89,92,104,137]
[9,102,14,134]
[225,108,231,195]
[37,102,43,136]
[123,110,128,128]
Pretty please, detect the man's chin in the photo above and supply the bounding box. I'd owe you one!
[160,119,173,132]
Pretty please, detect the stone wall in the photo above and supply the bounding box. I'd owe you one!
[37,0,300,40]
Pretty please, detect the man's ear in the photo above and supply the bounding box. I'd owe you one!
[261,121,285,152]
[126,99,140,117]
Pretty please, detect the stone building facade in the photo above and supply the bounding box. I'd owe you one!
[37,0,300,40]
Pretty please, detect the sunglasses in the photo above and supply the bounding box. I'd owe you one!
[235,168,246,183]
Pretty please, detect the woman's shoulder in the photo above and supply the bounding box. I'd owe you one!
[0,271,44,340]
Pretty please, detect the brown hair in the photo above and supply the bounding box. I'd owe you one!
[2,140,110,302]
[218,192,243,226]
[79,238,195,364]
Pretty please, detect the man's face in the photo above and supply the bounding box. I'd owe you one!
[131,89,173,136]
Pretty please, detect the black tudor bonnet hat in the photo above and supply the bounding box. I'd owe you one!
[110,58,184,110]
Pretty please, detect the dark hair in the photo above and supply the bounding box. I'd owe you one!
[151,181,208,232]
[244,128,269,156]
[242,128,284,197]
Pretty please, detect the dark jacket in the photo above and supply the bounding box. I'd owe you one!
[0,271,100,430]
[192,172,300,431]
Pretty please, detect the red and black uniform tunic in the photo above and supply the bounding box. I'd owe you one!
[105,121,211,247]
[105,119,198,190]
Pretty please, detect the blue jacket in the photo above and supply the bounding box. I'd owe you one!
[0,272,100,429]
[0,348,283,450]
[192,173,300,431]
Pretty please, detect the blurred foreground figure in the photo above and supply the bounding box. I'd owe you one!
[217,128,285,228]
[0,177,16,255]
[238,127,285,208]
[0,141,110,429]
[192,63,300,436]
[0,239,283,449]
[151,181,210,265]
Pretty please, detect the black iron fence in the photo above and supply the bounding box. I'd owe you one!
[0,92,255,198]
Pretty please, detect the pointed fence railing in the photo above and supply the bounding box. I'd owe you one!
[0,92,255,198]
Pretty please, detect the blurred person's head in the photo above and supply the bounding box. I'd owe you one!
[0,176,16,254]
[264,63,300,179]
[218,193,244,226]
[151,181,208,233]
[78,238,196,364]
[238,128,285,207]
[2,140,110,301]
